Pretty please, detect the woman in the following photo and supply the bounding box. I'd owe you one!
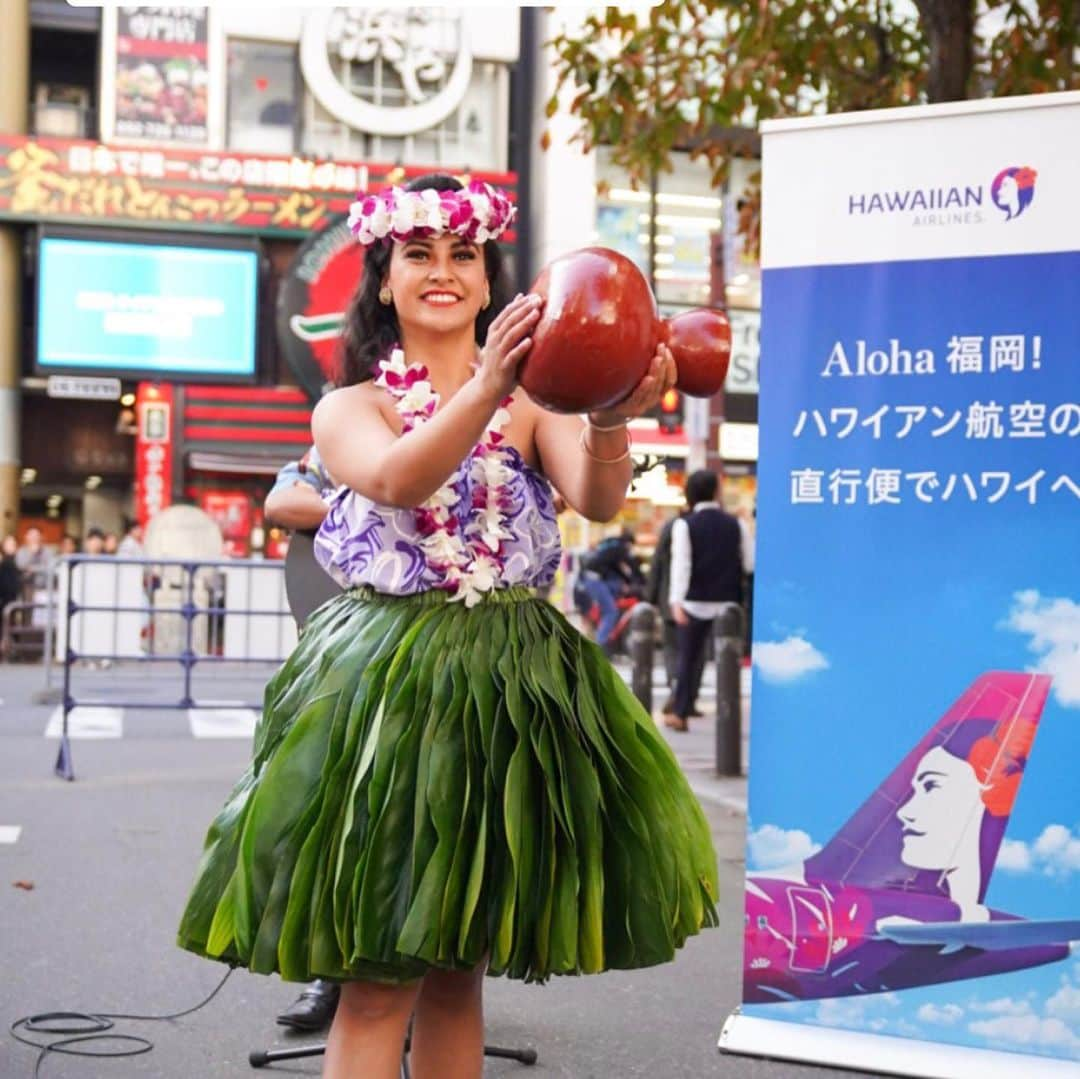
[177,174,718,1079]
[895,713,1035,923]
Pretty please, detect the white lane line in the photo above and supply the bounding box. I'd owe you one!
[45,706,124,739]
[188,708,258,739]
[0,826,22,844]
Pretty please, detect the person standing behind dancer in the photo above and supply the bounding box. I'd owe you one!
[665,469,747,732]
[262,445,344,1035]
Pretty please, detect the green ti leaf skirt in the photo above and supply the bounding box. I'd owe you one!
[176,586,719,984]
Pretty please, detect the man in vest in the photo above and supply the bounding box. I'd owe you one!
[664,469,747,732]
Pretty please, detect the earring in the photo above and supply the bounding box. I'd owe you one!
[378,286,393,306]
[481,292,491,310]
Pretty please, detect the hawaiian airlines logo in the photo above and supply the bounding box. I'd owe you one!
[847,165,1038,229]
[990,166,1037,221]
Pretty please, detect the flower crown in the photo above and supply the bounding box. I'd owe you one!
[348,180,516,247]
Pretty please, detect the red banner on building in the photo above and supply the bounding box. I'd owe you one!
[0,134,518,239]
[134,382,174,528]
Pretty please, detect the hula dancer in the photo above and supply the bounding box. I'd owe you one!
[177,174,718,1079]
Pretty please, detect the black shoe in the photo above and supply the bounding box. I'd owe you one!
[689,707,704,718]
[276,980,341,1032]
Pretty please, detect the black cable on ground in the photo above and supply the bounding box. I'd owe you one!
[10,967,234,1077]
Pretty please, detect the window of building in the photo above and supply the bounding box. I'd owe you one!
[302,62,508,171]
[595,148,724,314]
[30,26,97,139]
[226,40,298,155]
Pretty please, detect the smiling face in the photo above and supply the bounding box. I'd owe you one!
[896,746,985,871]
[384,233,488,340]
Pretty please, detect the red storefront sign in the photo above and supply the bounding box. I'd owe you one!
[0,134,518,239]
[134,382,174,527]
[199,490,252,559]
[275,214,360,399]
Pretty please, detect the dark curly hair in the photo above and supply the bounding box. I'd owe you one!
[338,173,514,386]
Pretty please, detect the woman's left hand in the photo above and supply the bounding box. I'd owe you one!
[587,342,677,427]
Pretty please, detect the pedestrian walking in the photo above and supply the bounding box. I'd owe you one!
[177,173,718,1079]
[15,526,51,628]
[664,470,748,733]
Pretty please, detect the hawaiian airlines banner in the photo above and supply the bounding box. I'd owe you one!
[720,93,1080,1078]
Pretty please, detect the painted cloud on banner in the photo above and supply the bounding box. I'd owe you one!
[753,635,828,683]
[999,824,1080,879]
[746,823,820,870]
[1004,591,1080,707]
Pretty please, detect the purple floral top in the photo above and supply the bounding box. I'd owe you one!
[313,446,562,596]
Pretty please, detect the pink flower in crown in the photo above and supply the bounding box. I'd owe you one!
[444,194,472,232]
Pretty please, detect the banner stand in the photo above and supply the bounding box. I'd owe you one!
[720,89,1080,1077]
[719,1012,1080,1078]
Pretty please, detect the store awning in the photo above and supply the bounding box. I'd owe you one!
[180,385,314,477]
[186,450,298,476]
[629,419,689,458]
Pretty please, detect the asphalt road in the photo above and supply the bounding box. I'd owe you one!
[0,661,881,1079]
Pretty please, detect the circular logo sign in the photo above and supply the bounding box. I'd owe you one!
[300,8,472,137]
[275,214,363,401]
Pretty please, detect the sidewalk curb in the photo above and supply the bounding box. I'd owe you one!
[686,780,748,815]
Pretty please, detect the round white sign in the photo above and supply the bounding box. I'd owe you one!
[300,8,472,138]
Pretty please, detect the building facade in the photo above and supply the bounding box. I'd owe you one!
[0,2,527,553]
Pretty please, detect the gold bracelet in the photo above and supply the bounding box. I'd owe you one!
[579,426,632,464]
[587,416,629,433]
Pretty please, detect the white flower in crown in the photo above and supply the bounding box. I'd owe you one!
[389,188,418,234]
[418,187,445,229]
[468,191,493,225]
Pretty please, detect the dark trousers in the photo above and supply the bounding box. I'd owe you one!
[662,618,706,711]
[673,614,714,719]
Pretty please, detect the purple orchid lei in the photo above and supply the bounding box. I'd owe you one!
[376,347,516,608]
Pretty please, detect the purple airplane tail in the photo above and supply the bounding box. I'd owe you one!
[803,672,1051,902]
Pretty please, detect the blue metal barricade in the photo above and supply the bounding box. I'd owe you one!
[53,554,296,781]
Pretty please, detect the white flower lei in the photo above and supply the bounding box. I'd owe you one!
[376,348,514,608]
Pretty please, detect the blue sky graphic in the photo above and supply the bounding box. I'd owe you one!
[743,252,1080,1062]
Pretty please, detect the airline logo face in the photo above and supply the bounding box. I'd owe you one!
[845,166,1037,229]
[990,165,1038,221]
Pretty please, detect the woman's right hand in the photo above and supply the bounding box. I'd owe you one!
[474,293,543,401]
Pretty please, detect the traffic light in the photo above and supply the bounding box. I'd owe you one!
[657,387,683,433]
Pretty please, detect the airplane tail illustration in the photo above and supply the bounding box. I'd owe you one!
[803,672,1051,902]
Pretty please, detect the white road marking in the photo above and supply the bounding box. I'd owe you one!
[0,826,22,844]
[44,706,123,739]
[188,708,258,739]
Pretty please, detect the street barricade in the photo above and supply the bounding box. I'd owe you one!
[50,554,296,781]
